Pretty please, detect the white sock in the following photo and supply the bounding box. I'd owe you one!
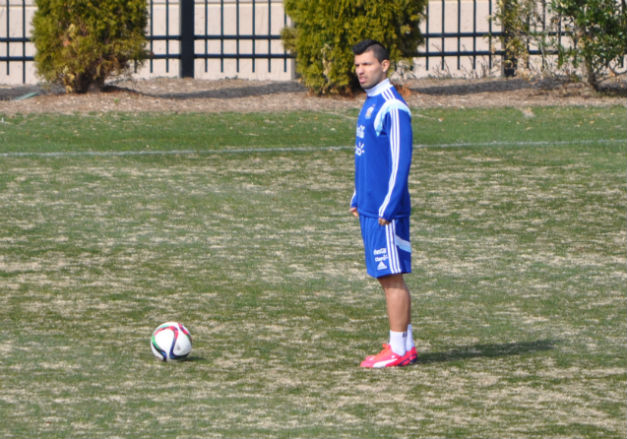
[389,330,406,356]
[406,324,415,351]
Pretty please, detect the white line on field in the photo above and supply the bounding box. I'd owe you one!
[0,138,624,158]
[0,145,351,158]
[417,138,626,149]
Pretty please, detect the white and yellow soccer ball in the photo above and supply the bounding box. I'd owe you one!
[150,322,192,361]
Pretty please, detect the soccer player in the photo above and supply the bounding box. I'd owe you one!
[349,39,417,368]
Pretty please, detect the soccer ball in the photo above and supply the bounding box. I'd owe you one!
[150,322,192,361]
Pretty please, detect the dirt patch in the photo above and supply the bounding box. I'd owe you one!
[0,76,625,115]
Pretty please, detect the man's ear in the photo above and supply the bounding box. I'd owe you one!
[381,59,391,73]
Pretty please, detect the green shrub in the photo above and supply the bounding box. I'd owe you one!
[493,0,626,88]
[550,0,627,89]
[492,0,542,75]
[282,0,426,95]
[32,0,148,93]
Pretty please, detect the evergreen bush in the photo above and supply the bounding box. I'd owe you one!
[32,0,148,93]
[282,0,426,95]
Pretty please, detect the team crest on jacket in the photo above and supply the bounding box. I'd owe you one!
[365,105,375,119]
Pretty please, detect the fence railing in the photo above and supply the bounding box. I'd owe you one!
[1,0,32,83]
[418,0,563,75]
[143,0,292,80]
[0,0,577,85]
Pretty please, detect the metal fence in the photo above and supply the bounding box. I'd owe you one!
[0,0,587,85]
[422,0,507,72]
[1,0,31,82]
[145,0,292,79]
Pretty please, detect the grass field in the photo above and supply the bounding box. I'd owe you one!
[0,105,625,438]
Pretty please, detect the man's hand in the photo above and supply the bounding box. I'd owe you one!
[350,207,359,218]
[378,217,390,226]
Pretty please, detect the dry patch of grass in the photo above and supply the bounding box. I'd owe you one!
[0,108,625,438]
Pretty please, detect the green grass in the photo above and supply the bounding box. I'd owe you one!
[0,106,625,438]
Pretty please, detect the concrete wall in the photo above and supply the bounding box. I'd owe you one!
[0,0,37,84]
[139,0,294,81]
[417,0,501,78]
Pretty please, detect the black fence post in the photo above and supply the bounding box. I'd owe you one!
[180,0,194,78]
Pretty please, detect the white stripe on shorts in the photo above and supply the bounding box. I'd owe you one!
[386,221,401,274]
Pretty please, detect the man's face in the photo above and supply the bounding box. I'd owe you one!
[354,50,390,90]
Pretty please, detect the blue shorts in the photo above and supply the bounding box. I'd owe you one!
[359,215,412,278]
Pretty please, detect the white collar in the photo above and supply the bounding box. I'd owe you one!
[365,78,393,97]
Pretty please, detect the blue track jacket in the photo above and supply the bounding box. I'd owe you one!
[351,79,412,221]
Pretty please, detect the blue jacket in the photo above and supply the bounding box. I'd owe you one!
[351,79,412,221]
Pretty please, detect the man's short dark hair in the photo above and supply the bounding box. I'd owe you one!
[352,39,390,62]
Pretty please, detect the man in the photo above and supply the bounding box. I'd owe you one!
[350,39,416,368]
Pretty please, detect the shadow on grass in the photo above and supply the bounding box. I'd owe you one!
[1,81,308,101]
[129,82,307,100]
[409,77,627,98]
[416,339,556,364]
[410,78,535,96]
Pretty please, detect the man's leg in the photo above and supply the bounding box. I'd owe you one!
[359,273,413,367]
[378,273,411,332]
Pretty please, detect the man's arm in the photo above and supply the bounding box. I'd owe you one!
[378,107,412,222]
